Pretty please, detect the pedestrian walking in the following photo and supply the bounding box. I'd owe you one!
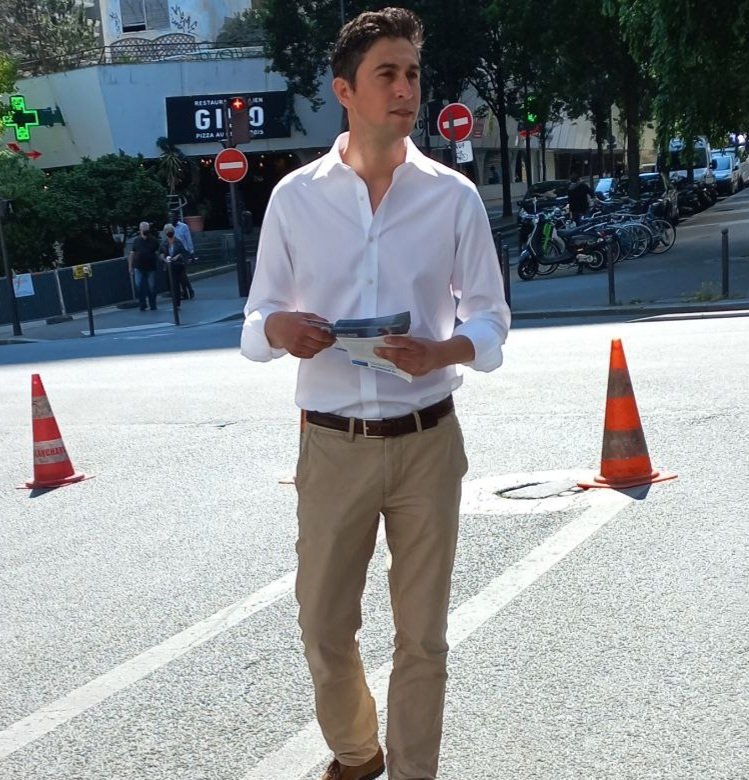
[159,224,190,308]
[171,211,196,299]
[567,170,595,224]
[241,8,510,780]
[128,221,160,311]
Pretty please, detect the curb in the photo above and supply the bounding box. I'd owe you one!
[512,300,749,319]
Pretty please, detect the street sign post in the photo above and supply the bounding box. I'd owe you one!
[73,264,95,336]
[437,103,474,169]
[214,148,249,183]
[216,131,251,298]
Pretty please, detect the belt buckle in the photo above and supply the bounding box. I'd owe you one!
[362,419,384,438]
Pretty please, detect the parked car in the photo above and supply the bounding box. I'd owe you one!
[516,179,570,222]
[711,152,741,195]
[635,172,680,221]
[713,146,749,188]
[594,177,620,200]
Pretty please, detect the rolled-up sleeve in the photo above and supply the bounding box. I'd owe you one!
[451,188,511,372]
[240,189,295,362]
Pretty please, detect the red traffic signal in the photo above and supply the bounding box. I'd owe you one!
[229,96,247,112]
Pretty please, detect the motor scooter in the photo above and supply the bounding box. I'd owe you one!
[517,212,611,280]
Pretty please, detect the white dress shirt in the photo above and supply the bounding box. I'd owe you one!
[241,133,510,419]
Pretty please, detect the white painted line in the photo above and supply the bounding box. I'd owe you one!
[218,161,245,170]
[80,323,174,336]
[241,488,633,780]
[441,116,469,129]
[0,571,296,760]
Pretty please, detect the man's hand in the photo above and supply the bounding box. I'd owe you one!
[265,311,336,359]
[374,335,475,377]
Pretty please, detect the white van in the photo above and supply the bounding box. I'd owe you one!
[665,137,718,191]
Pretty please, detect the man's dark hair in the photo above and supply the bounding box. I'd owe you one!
[331,7,423,86]
[569,171,580,182]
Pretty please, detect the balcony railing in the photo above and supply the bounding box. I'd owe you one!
[18,37,264,76]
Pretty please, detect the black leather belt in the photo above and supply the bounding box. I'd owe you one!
[305,395,454,438]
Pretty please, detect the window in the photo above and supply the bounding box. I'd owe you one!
[121,0,169,32]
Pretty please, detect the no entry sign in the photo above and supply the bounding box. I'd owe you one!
[437,103,474,143]
[214,147,249,183]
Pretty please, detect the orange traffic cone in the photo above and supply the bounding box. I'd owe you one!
[578,340,676,490]
[20,374,87,489]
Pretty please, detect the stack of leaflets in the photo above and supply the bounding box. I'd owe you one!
[305,311,413,381]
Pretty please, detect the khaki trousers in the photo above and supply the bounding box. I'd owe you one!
[295,411,468,780]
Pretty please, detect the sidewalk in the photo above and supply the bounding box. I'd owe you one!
[3,260,749,345]
[0,265,246,343]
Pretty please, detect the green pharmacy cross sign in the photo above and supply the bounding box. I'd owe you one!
[2,95,40,142]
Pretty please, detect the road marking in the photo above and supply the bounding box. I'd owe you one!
[0,571,296,760]
[241,487,634,780]
[0,485,634,764]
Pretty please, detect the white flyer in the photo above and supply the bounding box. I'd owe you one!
[306,311,413,382]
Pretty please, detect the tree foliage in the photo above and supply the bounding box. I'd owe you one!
[216,8,266,47]
[0,0,98,76]
[43,153,168,261]
[0,152,168,272]
[0,52,17,135]
[257,0,749,210]
[0,152,56,272]
[607,0,749,150]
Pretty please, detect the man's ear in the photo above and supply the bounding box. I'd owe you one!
[332,76,353,108]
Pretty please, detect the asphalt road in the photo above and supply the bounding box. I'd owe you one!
[1,312,748,779]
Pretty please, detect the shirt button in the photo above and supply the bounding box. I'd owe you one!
[368,279,373,285]
[369,236,374,243]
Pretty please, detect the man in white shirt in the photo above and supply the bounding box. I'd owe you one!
[241,8,510,780]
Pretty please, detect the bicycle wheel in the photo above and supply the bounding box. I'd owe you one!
[629,223,654,258]
[615,224,646,260]
[648,219,676,254]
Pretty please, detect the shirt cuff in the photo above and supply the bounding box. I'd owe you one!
[453,320,504,373]
[240,308,288,362]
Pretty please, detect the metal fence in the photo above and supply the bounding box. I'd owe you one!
[0,256,171,326]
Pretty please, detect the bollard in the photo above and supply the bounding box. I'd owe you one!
[607,241,616,306]
[501,244,512,309]
[721,228,729,298]
[83,275,95,337]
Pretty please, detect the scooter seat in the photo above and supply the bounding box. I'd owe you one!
[557,226,586,239]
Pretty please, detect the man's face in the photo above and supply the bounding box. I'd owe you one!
[334,36,421,143]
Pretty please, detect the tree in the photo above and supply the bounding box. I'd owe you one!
[0,53,17,123]
[155,137,198,200]
[0,0,98,76]
[0,151,56,272]
[606,1,749,174]
[216,8,266,47]
[42,153,168,264]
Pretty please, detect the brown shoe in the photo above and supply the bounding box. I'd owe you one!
[320,746,385,780]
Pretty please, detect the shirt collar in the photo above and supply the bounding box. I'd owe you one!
[312,132,439,180]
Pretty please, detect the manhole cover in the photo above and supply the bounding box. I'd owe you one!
[462,470,591,515]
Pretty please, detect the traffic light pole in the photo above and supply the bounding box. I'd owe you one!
[0,200,22,337]
[230,181,249,298]
[223,104,250,299]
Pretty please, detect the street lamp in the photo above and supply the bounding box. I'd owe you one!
[0,198,22,337]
